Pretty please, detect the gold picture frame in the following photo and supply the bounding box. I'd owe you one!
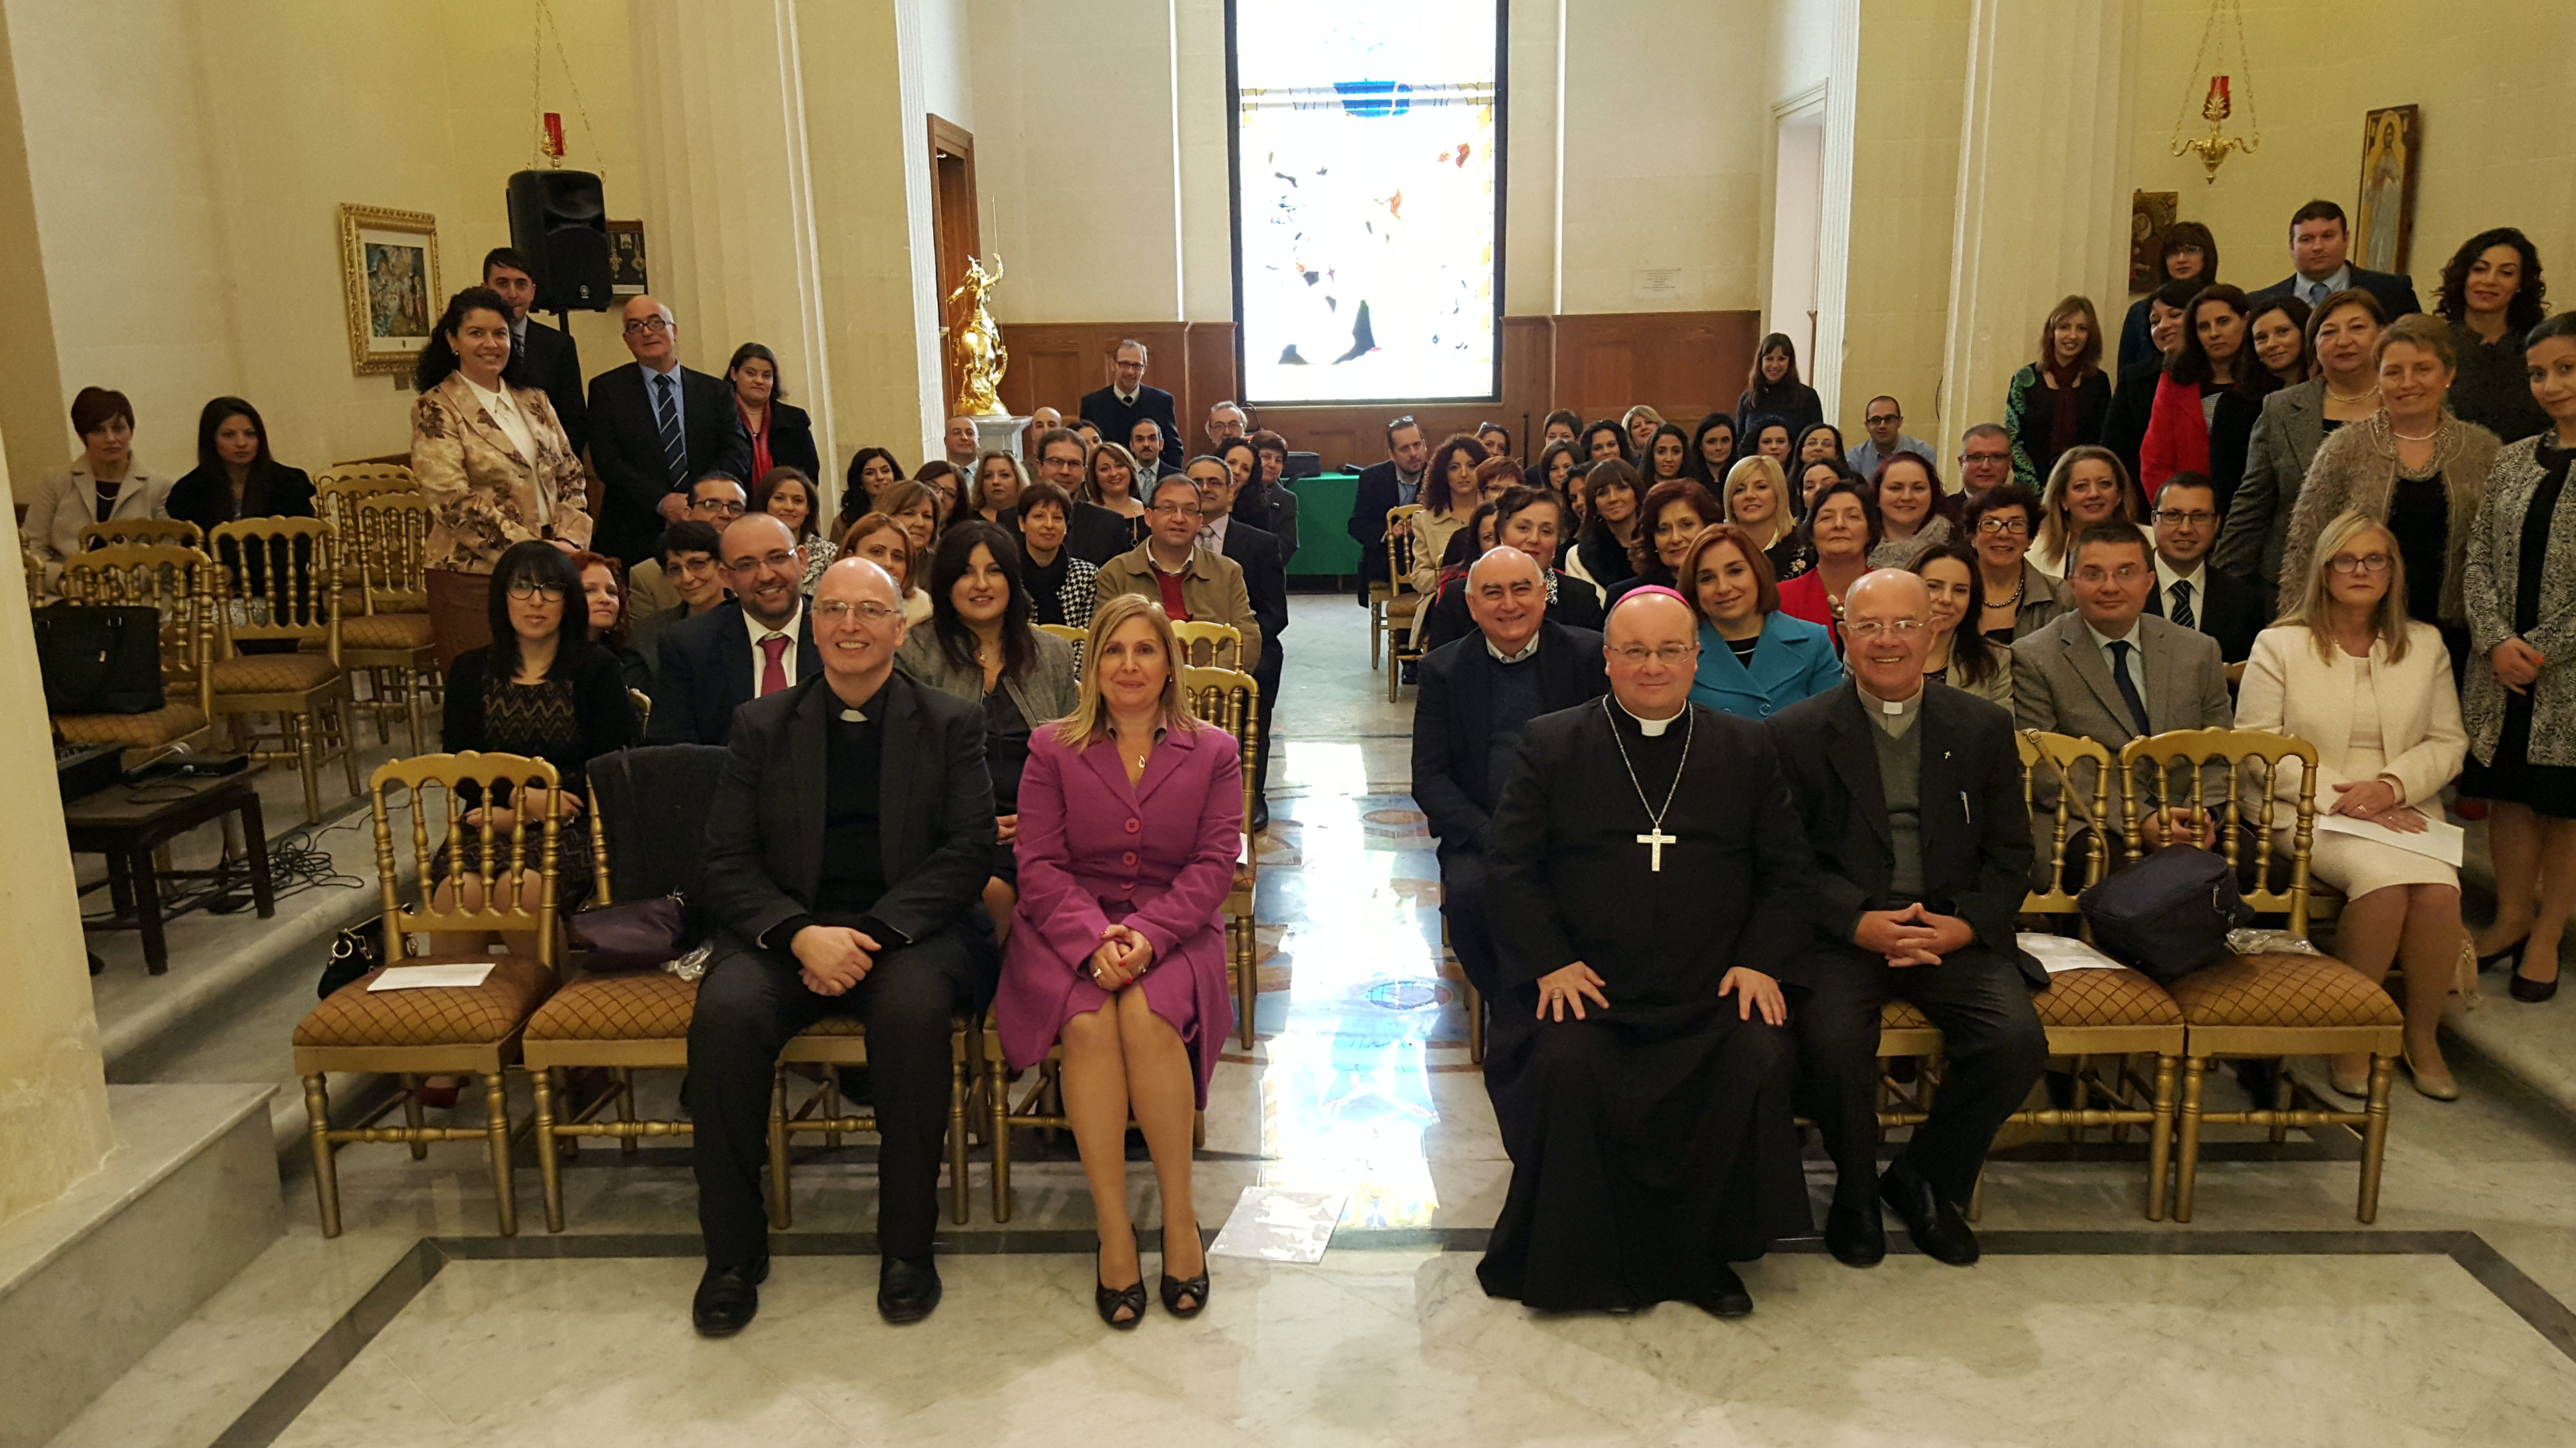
[2356,105,2420,277]
[338,205,441,376]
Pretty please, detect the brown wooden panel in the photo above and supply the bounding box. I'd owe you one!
[1182,321,1239,453]
[1551,311,1760,425]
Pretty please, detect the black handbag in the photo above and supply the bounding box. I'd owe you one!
[567,892,690,973]
[317,926,382,999]
[34,603,165,715]
[2079,844,2255,984]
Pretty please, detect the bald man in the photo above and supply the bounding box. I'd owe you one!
[1768,570,2043,1271]
[1413,548,1608,1000]
[1476,587,1813,1318]
[588,293,737,566]
[648,513,823,745]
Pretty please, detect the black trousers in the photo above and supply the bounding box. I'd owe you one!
[684,929,975,1269]
[1438,846,1496,998]
[1251,646,1283,806]
[1791,946,2047,1209]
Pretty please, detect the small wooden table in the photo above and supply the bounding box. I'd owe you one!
[63,772,275,974]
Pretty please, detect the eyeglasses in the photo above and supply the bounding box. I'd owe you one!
[2075,565,2149,585]
[1960,449,2012,466]
[505,580,566,602]
[2327,552,2394,576]
[2154,509,2219,526]
[811,600,902,624]
[1974,516,2031,535]
[1146,501,1198,517]
[622,316,673,336]
[727,550,799,572]
[1843,618,1926,640]
[1865,414,1901,427]
[690,497,747,517]
[1608,644,1698,665]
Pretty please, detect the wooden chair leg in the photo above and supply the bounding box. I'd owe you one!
[303,1073,342,1238]
[990,1046,1013,1223]
[401,1074,427,1159]
[483,1071,517,1237]
[1235,919,1256,1050]
[2145,1055,2178,1221]
[336,696,363,798]
[948,1039,970,1225]
[1966,1167,1985,1223]
[615,1068,639,1156]
[2269,1061,2293,1145]
[405,667,428,755]
[766,1068,793,1230]
[532,1066,566,1233]
[292,711,323,824]
[2359,1053,2396,1223]
[2174,1056,2207,1223]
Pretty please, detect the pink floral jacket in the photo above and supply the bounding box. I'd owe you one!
[410,372,592,570]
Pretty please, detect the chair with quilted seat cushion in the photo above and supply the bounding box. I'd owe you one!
[2119,729,2406,1223]
[1182,665,1261,1047]
[292,752,567,1237]
[50,545,216,763]
[338,492,438,753]
[207,517,360,822]
[1382,505,1426,700]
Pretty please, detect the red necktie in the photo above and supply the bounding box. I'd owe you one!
[758,634,791,696]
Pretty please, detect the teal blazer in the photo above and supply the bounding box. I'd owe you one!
[1690,613,1843,721]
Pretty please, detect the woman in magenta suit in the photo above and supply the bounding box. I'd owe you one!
[995,592,1242,1328]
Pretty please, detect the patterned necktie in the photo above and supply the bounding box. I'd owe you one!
[2168,580,2196,630]
[758,634,791,697]
[2106,640,2152,737]
[654,372,687,487]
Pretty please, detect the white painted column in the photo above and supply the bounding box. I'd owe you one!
[1934,0,2136,466]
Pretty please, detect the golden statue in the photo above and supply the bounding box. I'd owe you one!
[947,255,1009,416]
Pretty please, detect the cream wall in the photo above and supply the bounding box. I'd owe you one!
[2128,0,2575,304]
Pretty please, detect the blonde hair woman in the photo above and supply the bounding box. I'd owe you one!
[2236,510,2467,1099]
[991,594,1241,1327]
[1721,455,1793,552]
[840,510,932,624]
[2029,445,2148,579]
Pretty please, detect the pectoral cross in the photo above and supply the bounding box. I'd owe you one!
[1636,828,1676,872]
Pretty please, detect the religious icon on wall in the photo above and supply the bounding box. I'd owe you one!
[337,204,440,376]
[607,220,649,296]
[2128,191,2179,295]
[2355,106,2420,277]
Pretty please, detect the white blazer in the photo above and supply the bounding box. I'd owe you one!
[2234,621,2466,814]
[23,459,172,567]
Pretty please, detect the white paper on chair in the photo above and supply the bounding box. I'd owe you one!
[2315,812,2464,866]
[1209,1187,1346,1263]
[368,962,496,991]
[2016,932,2125,975]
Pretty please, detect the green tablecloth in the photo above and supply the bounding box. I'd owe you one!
[1286,471,1360,578]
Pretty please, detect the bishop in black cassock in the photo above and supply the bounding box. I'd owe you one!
[1476,588,1813,1317]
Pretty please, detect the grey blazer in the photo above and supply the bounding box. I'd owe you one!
[2012,610,2231,750]
[894,625,1081,728]
[2214,378,2327,596]
[2463,437,2576,768]
[2281,410,2500,623]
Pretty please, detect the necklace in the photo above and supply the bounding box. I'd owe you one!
[1601,698,1693,872]
[2392,421,2440,442]
[2324,382,2379,403]
[1986,570,2025,612]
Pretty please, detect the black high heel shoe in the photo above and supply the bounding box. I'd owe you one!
[2478,934,2531,973]
[1159,1222,1209,1319]
[1096,1230,1147,1330]
[2512,961,2561,1003]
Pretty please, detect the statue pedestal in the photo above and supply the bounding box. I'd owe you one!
[971,414,1032,461]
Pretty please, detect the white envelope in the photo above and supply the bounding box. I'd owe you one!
[368,962,497,991]
[2314,812,2464,867]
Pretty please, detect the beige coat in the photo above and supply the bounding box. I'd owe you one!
[410,372,591,571]
[1091,539,1261,668]
[2234,622,2465,813]
[21,459,172,566]
[2281,410,2499,624]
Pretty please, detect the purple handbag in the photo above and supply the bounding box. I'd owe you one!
[568,892,689,974]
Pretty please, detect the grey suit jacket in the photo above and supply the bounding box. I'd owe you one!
[893,625,1081,728]
[2012,610,2230,749]
[2213,378,2326,598]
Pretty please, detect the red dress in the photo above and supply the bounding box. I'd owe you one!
[1774,569,1844,652]
[2138,373,2209,500]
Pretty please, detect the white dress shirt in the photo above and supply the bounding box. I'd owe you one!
[745,602,805,695]
[2298,265,2353,307]
[462,376,549,526]
[2086,620,2149,702]
[2153,555,2208,634]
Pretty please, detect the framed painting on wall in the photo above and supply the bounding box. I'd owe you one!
[2356,105,2420,276]
[2129,191,2179,294]
[338,205,440,376]
[607,220,648,295]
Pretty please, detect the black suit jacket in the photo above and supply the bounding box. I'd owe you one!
[1412,621,1607,855]
[646,600,826,747]
[2254,267,2422,320]
[587,361,736,565]
[1079,385,1179,455]
[715,400,823,483]
[1423,570,1604,653]
[698,670,995,951]
[1218,520,1289,668]
[1768,683,2041,989]
[514,318,588,457]
[1347,460,1410,585]
[1231,481,1300,560]
[1064,501,1142,567]
[2144,566,2263,665]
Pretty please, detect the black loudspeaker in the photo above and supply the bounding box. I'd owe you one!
[505,169,612,312]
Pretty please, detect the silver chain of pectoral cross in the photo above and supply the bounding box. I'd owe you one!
[1601,698,1692,872]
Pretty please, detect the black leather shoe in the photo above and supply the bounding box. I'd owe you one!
[1825,1199,1886,1268]
[1250,798,1271,834]
[878,1254,942,1324]
[1696,1264,1753,1318]
[1880,1160,1978,1266]
[692,1256,768,1337]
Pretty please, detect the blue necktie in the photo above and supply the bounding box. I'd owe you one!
[654,372,687,486]
[2107,640,2152,737]
[2308,281,2328,307]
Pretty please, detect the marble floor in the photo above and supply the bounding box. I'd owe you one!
[48,594,2576,1447]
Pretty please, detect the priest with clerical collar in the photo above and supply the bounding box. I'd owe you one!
[1476,586,1814,1318]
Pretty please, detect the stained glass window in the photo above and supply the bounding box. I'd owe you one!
[1229,0,1503,405]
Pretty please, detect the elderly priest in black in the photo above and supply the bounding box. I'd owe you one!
[1477,586,1813,1318]
[1769,569,2046,1269]
[1413,547,1607,999]
[686,556,997,1337]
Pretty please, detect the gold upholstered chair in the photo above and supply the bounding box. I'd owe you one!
[1170,619,1243,670]
[291,753,566,1237]
[206,517,361,822]
[2119,729,2406,1223]
[1035,622,1085,647]
[771,1017,976,1229]
[1382,504,1427,701]
[1182,664,1262,1048]
[1366,503,1419,672]
[78,517,203,553]
[49,545,217,762]
[338,492,439,753]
